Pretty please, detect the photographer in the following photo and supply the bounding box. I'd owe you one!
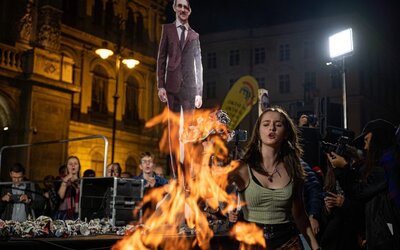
[327,119,400,250]
[320,145,364,250]
[0,163,44,221]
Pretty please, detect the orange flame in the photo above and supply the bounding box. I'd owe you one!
[231,222,266,249]
[113,108,265,250]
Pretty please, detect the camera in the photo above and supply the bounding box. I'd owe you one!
[320,135,352,158]
[11,194,21,202]
[232,129,247,142]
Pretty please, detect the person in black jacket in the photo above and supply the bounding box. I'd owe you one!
[327,119,400,250]
[0,163,44,221]
[319,161,364,250]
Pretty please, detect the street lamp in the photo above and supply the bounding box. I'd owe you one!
[95,43,139,162]
[328,28,354,129]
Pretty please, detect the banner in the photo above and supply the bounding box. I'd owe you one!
[258,88,270,116]
[222,76,259,129]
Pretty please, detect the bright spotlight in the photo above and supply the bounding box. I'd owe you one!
[329,28,353,59]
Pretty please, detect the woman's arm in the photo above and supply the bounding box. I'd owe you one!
[292,180,319,250]
[58,174,74,199]
[227,161,249,191]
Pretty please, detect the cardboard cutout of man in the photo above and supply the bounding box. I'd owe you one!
[157,0,203,112]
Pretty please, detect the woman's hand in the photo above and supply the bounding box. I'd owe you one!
[326,152,348,168]
[228,210,239,223]
[324,191,345,209]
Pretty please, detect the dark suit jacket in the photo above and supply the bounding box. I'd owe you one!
[157,22,203,99]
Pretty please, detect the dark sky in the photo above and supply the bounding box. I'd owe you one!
[166,0,400,46]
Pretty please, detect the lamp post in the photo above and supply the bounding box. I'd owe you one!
[95,44,139,163]
[328,28,354,129]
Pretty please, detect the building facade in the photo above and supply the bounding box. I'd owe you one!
[0,0,168,180]
[201,15,400,137]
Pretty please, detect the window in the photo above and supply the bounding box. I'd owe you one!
[124,77,140,125]
[206,81,216,99]
[229,49,240,66]
[279,44,290,61]
[279,74,290,93]
[207,52,217,69]
[256,77,266,89]
[254,48,265,64]
[91,65,108,115]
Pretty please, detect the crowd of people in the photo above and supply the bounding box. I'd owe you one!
[226,109,400,250]
[0,106,399,250]
[0,152,169,222]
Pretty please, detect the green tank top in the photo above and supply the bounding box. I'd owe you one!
[239,164,294,224]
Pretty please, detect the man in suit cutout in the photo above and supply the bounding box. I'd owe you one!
[157,0,203,112]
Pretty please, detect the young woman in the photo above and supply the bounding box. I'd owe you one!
[55,155,81,220]
[229,107,319,250]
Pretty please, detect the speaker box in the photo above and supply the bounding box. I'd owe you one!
[79,177,144,226]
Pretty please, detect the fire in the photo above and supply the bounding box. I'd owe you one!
[113,108,265,250]
[231,222,266,249]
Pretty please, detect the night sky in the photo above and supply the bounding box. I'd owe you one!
[166,0,400,47]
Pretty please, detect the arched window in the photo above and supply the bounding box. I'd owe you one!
[124,77,139,124]
[125,156,138,176]
[91,151,104,177]
[91,65,108,116]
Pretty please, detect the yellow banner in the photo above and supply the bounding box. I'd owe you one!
[222,76,259,129]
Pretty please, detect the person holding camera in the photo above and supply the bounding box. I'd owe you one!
[327,119,400,250]
[319,145,364,250]
[0,163,44,221]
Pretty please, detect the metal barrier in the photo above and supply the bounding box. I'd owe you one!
[0,135,109,176]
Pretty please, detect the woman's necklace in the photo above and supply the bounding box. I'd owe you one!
[262,163,281,182]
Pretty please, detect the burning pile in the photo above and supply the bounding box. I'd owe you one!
[113,108,265,250]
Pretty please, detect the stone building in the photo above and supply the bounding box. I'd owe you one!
[201,14,400,136]
[0,0,168,180]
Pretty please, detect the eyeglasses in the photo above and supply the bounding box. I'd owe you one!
[177,3,190,11]
[141,159,153,164]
